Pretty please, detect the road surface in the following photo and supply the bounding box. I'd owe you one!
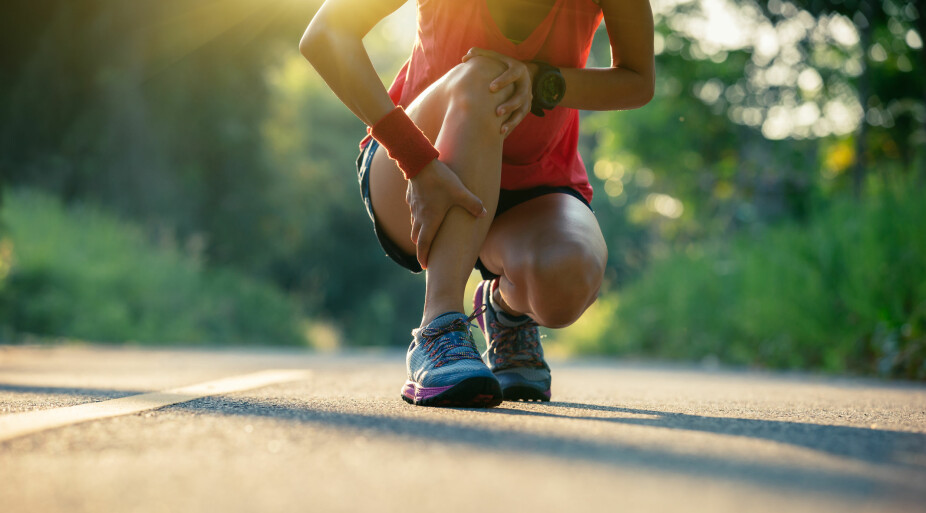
[1,344,925,512]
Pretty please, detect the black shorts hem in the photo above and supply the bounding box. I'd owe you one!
[357,139,592,280]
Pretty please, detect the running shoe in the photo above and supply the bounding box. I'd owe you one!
[401,311,503,407]
[473,279,552,402]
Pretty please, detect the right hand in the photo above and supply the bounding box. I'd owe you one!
[462,47,535,137]
[406,159,486,269]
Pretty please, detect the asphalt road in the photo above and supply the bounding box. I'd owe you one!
[1,344,925,513]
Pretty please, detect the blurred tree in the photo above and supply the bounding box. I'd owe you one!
[0,0,426,345]
[754,0,925,192]
[559,0,925,378]
[258,54,425,345]
[2,0,922,357]
[587,0,923,280]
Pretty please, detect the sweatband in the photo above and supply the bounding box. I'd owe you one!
[370,106,439,180]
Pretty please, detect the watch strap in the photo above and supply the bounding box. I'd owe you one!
[530,61,565,117]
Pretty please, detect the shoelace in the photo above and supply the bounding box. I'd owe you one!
[488,318,544,369]
[418,307,486,368]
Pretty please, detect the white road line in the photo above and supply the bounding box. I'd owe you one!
[0,369,310,443]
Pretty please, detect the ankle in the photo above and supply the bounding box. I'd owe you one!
[421,306,464,327]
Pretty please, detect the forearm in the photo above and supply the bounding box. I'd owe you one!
[558,66,654,111]
[299,4,399,126]
[300,29,393,126]
[555,0,654,112]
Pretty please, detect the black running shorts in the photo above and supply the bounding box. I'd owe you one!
[356,139,592,280]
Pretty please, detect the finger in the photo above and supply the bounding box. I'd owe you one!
[461,48,484,63]
[462,47,498,62]
[500,92,532,133]
[453,184,487,218]
[502,108,529,136]
[489,67,520,93]
[495,93,530,118]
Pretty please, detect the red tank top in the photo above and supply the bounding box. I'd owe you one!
[362,0,603,202]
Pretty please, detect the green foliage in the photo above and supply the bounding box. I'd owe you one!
[0,0,424,346]
[559,180,926,379]
[1,0,924,377]
[256,55,426,347]
[0,189,307,346]
[568,1,926,380]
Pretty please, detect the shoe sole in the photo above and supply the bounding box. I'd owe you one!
[502,384,551,402]
[401,376,503,408]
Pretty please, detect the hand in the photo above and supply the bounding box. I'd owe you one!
[462,47,536,136]
[406,159,487,269]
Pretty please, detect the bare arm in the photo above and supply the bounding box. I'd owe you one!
[559,0,655,111]
[300,0,486,269]
[463,0,654,132]
[299,0,407,126]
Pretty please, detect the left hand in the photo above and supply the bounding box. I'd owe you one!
[462,47,536,136]
[406,158,486,269]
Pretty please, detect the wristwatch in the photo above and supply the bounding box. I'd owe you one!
[530,61,566,117]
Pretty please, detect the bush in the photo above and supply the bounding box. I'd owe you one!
[554,182,926,379]
[0,189,307,346]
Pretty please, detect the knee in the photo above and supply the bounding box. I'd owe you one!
[445,56,511,116]
[524,242,607,328]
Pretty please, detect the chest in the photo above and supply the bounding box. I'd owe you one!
[485,0,559,43]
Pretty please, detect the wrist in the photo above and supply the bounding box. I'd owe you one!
[529,61,565,117]
[409,158,439,181]
[370,107,439,180]
[525,61,540,83]
[521,61,540,84]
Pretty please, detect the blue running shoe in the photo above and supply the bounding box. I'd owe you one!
[474,279,551,402]
[401,311,503,407]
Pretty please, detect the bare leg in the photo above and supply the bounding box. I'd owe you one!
[368,56,514,326]
[478,193,608,328]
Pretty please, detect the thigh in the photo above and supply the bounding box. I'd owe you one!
[367,57,509,259]
[478,193,607,278]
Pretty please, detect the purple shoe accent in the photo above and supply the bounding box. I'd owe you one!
[402,380,455,402]
[473,280,489,334]
[402,310,501,407]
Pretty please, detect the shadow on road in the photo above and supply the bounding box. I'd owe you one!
[7,380,922,498]
[171,396,926,499]
[493,401,926,467]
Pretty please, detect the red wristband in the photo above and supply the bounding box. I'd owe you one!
[370,106,439,180]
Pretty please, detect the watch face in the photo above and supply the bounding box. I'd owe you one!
[536,71,564,108]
